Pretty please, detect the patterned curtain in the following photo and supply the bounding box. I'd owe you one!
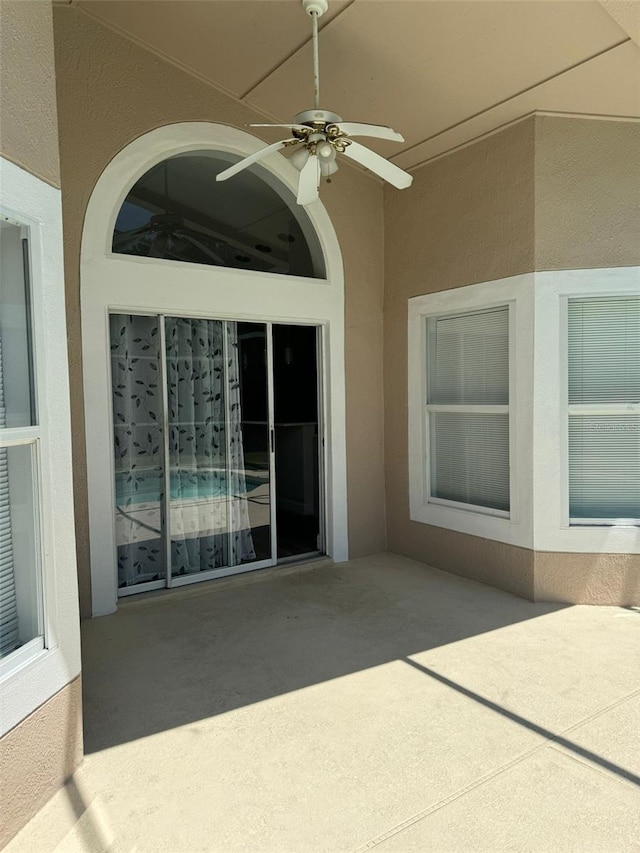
[166,318,255,575]
[110,314,255,589]
[110,315,165,587]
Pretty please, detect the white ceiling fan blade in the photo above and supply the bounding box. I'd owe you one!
[341,141,413,189]
[216,139,295,182]
[336,122,404,143]
[297,155,320,206]
[250,123,309,132]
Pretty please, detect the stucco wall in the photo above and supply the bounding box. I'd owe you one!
[52,6,386,616]
[0,678,83,848]
[0,0,60,186]
[383,115,639,604]
[383,119,536,600]
[533,116,640,604]
[535,116,640,271]
[0,3,83,846]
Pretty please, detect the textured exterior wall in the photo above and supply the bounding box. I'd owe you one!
[0,678,83,848]
[383,119,536,600]
[0,0,60,186]
[533,115,640,604]
[383,115,639,604]
[535,116,640,271]
[534,552,640,606]
[0,3,82,846]
[52,6,386,616]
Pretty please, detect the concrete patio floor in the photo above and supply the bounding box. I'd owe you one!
[7,553,640,852]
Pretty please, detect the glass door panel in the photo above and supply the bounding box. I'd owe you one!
[165,318,272,580]
[236,323,272,563]
[165,317,229,577]
[110,314,166,589]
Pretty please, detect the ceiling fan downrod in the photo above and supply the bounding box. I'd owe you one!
[302,0,328,110]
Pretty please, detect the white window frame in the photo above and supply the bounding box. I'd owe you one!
[425,306,512,520]
[408,274,535,549]
[0,158,81,736]
[533,267,640,554]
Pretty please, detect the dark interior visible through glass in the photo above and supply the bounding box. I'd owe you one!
[112,151,326,278]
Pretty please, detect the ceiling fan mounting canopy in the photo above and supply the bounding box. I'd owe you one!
[302,0,329,16]
[215,0,412,205]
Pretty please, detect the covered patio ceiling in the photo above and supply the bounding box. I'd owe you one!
[61,0,639,170]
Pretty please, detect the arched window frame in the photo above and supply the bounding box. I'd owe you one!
[81,123,347,616]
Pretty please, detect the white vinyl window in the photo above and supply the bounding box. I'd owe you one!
[0,217,44,668]
[567,296,640,525]
[426,306,510,515]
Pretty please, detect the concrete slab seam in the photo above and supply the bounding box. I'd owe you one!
[353,685,640,851]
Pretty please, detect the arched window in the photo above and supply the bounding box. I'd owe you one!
[113,151,326,279]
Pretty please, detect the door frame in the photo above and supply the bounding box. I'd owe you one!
[111,314,326,597]
[81,123,347,616]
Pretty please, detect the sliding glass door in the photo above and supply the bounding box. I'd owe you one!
[110,314,274,594]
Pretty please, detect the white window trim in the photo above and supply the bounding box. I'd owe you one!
[0,158,81,736]
[81,122,348,617]
[408,274,535,549]
[408,268,639,556]
[533,267,640,554]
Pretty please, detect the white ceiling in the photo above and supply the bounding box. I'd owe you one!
[71,0,640,170]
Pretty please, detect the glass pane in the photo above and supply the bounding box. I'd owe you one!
[113,153,326,278]
[166,319,271,577]
[166,317,228,576]
[237,323,271,563]
[110,314,166,588]
[429,307,509,405]
[568,297,640,405]
[273,324,321,558]
[0,221,36,427]
[0,444,42,658]
[430,412,510,512]
[569,415,640,520]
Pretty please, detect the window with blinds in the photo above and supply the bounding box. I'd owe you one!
[0,219,43,662]
[426,306,510,514]
[568,296,640,524]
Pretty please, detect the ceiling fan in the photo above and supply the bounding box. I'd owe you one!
[216,0,413,206]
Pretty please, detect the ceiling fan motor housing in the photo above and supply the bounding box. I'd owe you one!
[293,109,343,127]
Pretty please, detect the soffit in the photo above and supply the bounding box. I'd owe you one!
[73,0,640,170]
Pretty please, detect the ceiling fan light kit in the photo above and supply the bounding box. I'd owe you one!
[216,0,413,206]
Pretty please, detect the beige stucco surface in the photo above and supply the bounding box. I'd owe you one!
[52,6,386,616]
[0,677,82,849]
[535,552,640,606]
[383,119,536,601]
[0,0,60,187]
[535,116,640,271]
[383,115,639,604]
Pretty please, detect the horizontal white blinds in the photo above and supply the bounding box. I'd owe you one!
[568,296,640,522]
[431,413,510,511]
[426,305,511,514]
[569,416,640,519]
[568,297,640,404]
[429,307,509,405]
[0,336,19,658]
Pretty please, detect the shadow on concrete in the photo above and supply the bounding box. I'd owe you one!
[404,658,640,787]
[81,555,569,754]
